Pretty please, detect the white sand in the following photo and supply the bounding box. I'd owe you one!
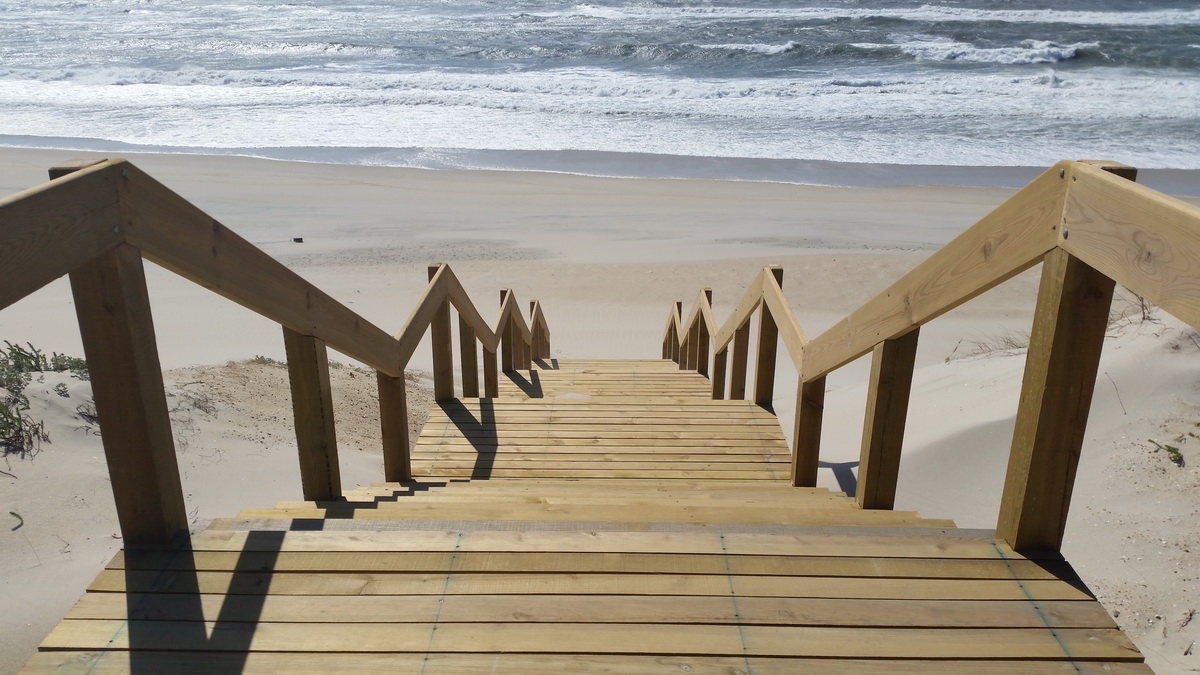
[2,148,1199,673]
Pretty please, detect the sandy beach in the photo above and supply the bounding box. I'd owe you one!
[2,148,1200,673]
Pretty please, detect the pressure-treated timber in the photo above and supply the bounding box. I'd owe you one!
[283,327,342,501]
[791,376,826,487]
[376,372,411,482]
[856,327,920,510]
[996,248,1115,553]
[429,265,455,400]
[116,161,404,376]
[1,161,124,311]
[802,161,1070,381]
[754,266,783,408]
[458,314,479,397]
[68,243,187,545]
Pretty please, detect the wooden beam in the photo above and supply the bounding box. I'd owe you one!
[69,243,187,545]
[791,376,826,487]
[803,162,1070,381]
[754,267,783,409]
[283,327,342,501]
[729,323,750,400]
[996,248,1115,553]
[1059,162,1200,332]
[459,314,479,398]
[429,265,455,401]
[483,347,499,398]
[1,160,123,311]
[377,372,411,482]
[500,291,515,372]
[697,289,712,377]
[711,348,728,400]
[856,329,920,510]
[116,162,402,376]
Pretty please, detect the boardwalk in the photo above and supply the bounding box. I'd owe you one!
[23,359,1148,673]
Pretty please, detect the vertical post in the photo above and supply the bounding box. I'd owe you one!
[686,322,700,371]
[377,371,411,482]
[791,376,826,487]
[712,348,728,400]
[996,248,1115,553]
[529,301,542,360]
[671,301,683,362]
[459,314,479,398]
[483,347,499,397]
[754,267,783,408]
[500,291,514,372]
[429,265,454,401]
[856,328,920,510]
[283,327,342,501]
[69,243,187,545]
[696,289,712,377]
[730,323,750,400]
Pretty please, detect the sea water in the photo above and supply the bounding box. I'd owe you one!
[1,0,1198,179]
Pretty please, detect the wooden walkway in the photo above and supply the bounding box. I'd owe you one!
[23,359,1149,673]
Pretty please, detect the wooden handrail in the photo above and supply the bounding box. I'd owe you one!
[0,159,551,543]
[664,159,1200,555]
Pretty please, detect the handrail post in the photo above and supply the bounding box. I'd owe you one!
[792,376,826,487]
[283,326,342,501]
[712,348,728,399]
[483,347,500,397]
[69,243,188,545]
[500,290,515,372]
[856,328,920,509]
[428,265,455,401]
[458,314,479,398]
[377,371,411,482]
[697,289,712,377]
[996,247,1115,553]
[672,301,682,362]
[753,266,783,409]
[730,323,750,399]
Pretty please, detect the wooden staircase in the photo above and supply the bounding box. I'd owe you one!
[23,359,1149,673]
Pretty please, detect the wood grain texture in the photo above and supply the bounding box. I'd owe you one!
[1060,161,1200,331]
[856,328,920,510]
[996,249,1114,553]
[283,327,342,501]
[791,376,826,487]
[116,162,403,376]
[1,159,123,311]
[429,265,456,400]
[802,162,1070,381]
[377,371,411,482]
[68,243,187,544]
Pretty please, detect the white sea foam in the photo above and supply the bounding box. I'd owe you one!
[698,42,799,55]
[572,4,1200,27]
[896,39,1097,64]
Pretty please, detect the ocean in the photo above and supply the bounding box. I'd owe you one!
[1,0,1198,182]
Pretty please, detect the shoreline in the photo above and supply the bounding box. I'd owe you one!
[4,137,1200,194]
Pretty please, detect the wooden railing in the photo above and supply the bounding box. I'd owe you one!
[0,159,550,545]
[667,160,1200,554]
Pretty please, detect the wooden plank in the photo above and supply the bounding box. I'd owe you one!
[997,248,1115,553]
[754,266,783,407]
[21,652,1155,675]
[802,162,1069,380]
[729,322,751,400]
[1059,161,1200,332]
[283,327,342,501]
[90,571,1086,601]
[67,592,1115,628]
[68,243,187,545]
[856,328,919,510]
[107,550,1069,580]
[40,620,1135,658]
[376,371,411,482]
[116,161,403,376]
[1,159,123,311]
[791,376,826,487]
[184,529,1015,558]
